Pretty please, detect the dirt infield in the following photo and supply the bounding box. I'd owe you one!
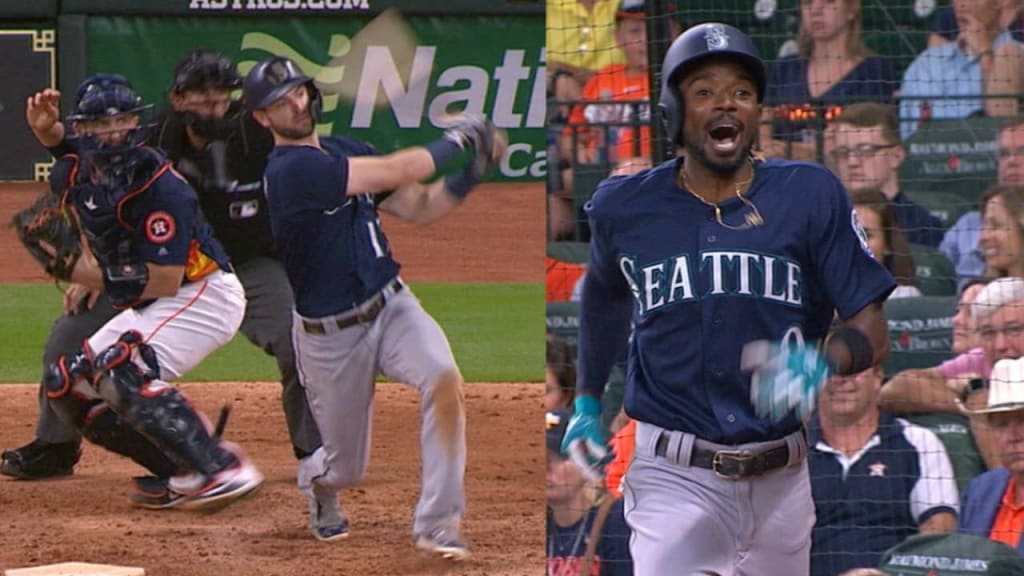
[0,181,546,575]
[0,382,543,575]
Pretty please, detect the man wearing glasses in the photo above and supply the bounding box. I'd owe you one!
[941,118,1024,285]
[829,102,945,247]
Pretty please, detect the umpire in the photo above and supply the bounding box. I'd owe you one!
[2,50,323,482]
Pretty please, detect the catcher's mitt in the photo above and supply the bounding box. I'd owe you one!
[10,192,81,281]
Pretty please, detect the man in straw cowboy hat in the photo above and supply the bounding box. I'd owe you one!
[959,355,1024,554]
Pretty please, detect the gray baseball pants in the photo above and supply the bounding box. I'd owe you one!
[622,421,814,576]
[292,281,466,537]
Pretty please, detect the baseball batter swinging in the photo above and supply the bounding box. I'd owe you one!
[562,23,896,575]
[243,57,504,555]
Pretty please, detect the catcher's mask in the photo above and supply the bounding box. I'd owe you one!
[243,56,322,122]
[170,49,244,140]
[67,74,157,184]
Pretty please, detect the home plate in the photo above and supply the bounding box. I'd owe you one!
[4,562,145,576]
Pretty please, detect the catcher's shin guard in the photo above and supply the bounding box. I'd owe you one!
[43,342,95,400]
[91,331,237,477]
[81,404,180,478]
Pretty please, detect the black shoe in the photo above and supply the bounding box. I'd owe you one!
[0,439,82,480]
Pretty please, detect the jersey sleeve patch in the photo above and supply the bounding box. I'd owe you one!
[144,211,177,244]
[851,208,874,258]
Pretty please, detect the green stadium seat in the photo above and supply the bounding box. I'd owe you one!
[909,243,958,297]
[899,117,1001,207]
[903,189,976,230]
[547,241,590,264]
[546,301,581,358]
[882,295,956,375]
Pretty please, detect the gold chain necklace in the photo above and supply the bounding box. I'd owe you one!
[678,158,765,230]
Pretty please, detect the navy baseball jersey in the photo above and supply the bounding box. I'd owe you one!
[263,136,399,318]
[578,157,896,444]
[51,148,231,290]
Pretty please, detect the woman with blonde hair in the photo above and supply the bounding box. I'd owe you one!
[761,0,899,161]
[850,188,921,298]
[979,184,1024,278]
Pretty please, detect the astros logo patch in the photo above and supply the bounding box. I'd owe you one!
[145,211,176,244]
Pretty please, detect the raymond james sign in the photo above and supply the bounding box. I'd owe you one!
[189,0,370,11]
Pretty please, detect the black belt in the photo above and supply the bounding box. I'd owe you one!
[654,433,791,480]
[301,279,403,335]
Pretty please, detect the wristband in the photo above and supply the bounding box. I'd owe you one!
[424,138,464,173]
[574,394,602,416]
[828,326,874,376]
[444,167,480,200]
[103,263,149,308]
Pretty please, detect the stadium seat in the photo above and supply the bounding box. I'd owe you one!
[903,189,976,230]
[547,241,590,264]
[899,117,1002,207]
[909,243,958,297]
[882,295,956,375]
[546,301,581,358]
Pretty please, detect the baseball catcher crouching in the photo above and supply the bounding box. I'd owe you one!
[45,331,260,511]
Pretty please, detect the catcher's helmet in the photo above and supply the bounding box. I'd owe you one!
[171,50,242,94]
[68,74,151,122]
[243,56,322,121]
[658,22,766,146]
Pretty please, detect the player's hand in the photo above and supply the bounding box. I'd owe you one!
[26,89,63,140]
[742,339,831,423]
[63,283,101,315]
[561,395,609,484]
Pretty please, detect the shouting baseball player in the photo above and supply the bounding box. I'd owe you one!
[562,23,896,575]
[4,51,324,510]
[243,57,504,554]
[13,73,262,510]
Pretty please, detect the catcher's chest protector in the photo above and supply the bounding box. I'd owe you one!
[64,152,168,267]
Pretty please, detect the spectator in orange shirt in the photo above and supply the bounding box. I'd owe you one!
[959,356,1024,553]
[564,0,679,173]
[604,415,635,498]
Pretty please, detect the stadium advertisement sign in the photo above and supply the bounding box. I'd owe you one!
[87,15,544,181]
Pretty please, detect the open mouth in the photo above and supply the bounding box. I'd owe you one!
[708,121,741,154]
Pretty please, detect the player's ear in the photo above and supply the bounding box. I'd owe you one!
[252,109,269,128]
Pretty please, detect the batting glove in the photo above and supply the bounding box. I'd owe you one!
[561,395,609,484]
[743,340,831,423]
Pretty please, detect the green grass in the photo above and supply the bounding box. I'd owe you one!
[0,282,543,383]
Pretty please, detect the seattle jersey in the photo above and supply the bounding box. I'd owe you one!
[578,157,896,444]
[263,136,400,318]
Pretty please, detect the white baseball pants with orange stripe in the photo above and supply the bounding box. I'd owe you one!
[67,269,246,401]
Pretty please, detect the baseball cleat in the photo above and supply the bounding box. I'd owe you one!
[129,475,188,510]
[306,486,350,542]
[415,528,471,561]
[177,460,264,513]
[312,516,351,542]
[0,439,81,480]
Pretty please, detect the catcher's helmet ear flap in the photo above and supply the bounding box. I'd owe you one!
[170,50,242,94]
[243,56,319,117]
[68,74,150,122]
[658,22,767,146]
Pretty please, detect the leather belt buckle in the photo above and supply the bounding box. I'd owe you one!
[712,450,757,480]
[303,319,326,335]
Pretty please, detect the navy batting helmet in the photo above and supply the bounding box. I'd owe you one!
[658,22,766,145]
[67,74,151,122]
[171,50,242,94]
[243,56,322,121]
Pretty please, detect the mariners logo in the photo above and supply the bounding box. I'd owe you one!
[705,24,730,50]
[145,211,177,244]
[851,209,874,257]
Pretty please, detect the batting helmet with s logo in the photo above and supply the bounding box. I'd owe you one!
[658,22,766,146]
[242,56,323,122]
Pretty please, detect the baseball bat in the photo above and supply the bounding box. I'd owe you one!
[212,402,232,441]
[581,491,617,575]
[319,9,421,110]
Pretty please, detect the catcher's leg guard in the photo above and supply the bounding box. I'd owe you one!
[80,404,180,478]
[91,332,237,477]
